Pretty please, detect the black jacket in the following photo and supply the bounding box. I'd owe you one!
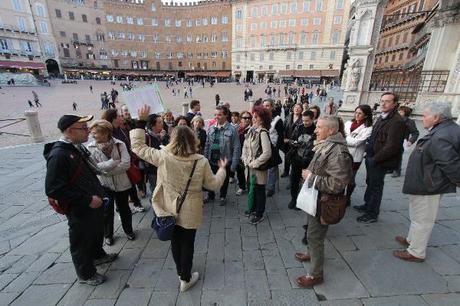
[366,109,405,170]
[44,141,105,217]
[403,120,460,195]
[402,117,419,144]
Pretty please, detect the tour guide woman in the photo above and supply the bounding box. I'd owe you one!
[130,105,227,293]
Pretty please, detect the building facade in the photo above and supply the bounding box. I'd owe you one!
[45,0,110,76]
[104,0,232,78]
[370,0,438,103]
[231,0,351,83]
[0,0,47,80]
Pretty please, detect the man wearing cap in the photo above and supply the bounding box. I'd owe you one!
[44,114,117,286]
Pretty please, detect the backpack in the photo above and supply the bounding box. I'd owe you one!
[47,158,83,215]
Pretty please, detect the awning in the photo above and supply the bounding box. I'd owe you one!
[186,71,231,77]
[320,69,340,77]
[0,60,45,70]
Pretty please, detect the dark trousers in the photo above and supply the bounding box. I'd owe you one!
[346,163,361,206]
[236,163,246,190]
[395,148,404,174]
[68,208,106,280]
[363,157,387,218]
[146,171,158,195]
[103,187,133,238]
[208,164,231,199]
[290,165,302,201]
[128,184,142,207]
[171,225,197,282]
[254,184,266,217]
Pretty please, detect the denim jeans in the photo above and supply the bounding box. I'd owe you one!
[363,157,387,218]
[267,166,279,193]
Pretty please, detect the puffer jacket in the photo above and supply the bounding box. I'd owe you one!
[403,119,460,195]
[86,138,132,192]
[306,133,353,195]
[130,128,226,229]
[241,127,272,185]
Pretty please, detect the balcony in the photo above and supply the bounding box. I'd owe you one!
[0,24,36,36]
[266,43,297,51]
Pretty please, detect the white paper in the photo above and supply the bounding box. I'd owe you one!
[120,84,165,118]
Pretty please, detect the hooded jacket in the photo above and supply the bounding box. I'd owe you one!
[44,141,105,217]
[306,133,353,195]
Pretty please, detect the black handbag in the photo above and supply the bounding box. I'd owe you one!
[151,160,198,241]
[255,130,281,171]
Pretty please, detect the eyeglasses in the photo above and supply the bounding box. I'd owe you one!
[242,117,252,120]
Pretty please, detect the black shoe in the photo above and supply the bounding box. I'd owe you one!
[244,210,255,217]
[302,224,308,230]
[204,196,214,204]
[391,171,401,178]
[127,232,136,240]
[288,200,296,209]
[79,272,107,286]
[353,204,368,212]
[267,190,275,197]
[357,213,378,224]
[281,172,289,178]
[301,236,308,245]
[249,215,264,225]
[94,253,118,266]
[104,237,113,246]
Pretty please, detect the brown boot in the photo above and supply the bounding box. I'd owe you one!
[294,252,311,262]
[393,250,424,262]
[296,275,324,288]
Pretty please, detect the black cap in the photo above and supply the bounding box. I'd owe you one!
[57,114,93,132]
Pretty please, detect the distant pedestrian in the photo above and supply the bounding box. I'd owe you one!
[72,102,77,111]
[28,100,34,107]
[189,86,193,98]
[90,85,93,93]
[32,91,42,107]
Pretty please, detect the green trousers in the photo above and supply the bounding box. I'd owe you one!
[307,214,329,277]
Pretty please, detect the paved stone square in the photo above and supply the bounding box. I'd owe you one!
[0,137,459,305]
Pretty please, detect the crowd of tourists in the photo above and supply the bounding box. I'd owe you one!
[44,91,460,292]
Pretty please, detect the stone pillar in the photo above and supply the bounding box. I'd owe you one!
[182,102,189,116]
[24,110,44,143]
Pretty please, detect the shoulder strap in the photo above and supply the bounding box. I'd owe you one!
[176,159,199,214]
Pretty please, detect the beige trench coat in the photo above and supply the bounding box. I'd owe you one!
[241,127,272,185]
[130,129,226,229]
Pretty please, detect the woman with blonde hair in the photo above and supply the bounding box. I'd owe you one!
[190,115,207,154]
[130,105,227,293]
[86,119,135,245]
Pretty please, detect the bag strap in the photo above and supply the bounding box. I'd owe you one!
[176,159,199,214]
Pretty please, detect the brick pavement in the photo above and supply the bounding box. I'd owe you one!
[0,141,459,305]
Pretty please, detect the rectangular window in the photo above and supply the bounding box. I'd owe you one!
[286,65,290,69]
[303,0,310,12]
[85,34,91,43]
[271,20,278,29]
[235,9,242,19]
[300,32,307,44]
[152,18,158,26]
[297,65,302,69]
[316,0,323,11]
[127,16,133,24]
[287,51,292,60]
[82,14,87,23]
[281,3,288,14]
[106,15,113,22]
[202,18,208,25]
[137,18,143,25]
[151,4,156,11]
[272,4,279,15]
[399,52,404,60]
[289,19,296,27]
[63,48,70,58]
[40,21,48,33]
[301,18,308,26]
[251,23,257,31]
[36,4,45,17]
[334,16,342,24]
[60,31,66,37]
[73,33,79,41]
[330,50,336,60]
[55,9,62,18]
[195,19,201,26]
[269,52,274,60]
[261,6,268,16]
[187,20,192,27]
[222,16,228,24]
[175,20,181,27]
[165,19,171,27]
[290,2,297,13]
[313,17,321,25]
[331,31,340,44]
[252,7,258,17]
[0,39,8,50]
[279,20,286,28]
[312,32,319,43]
[17,17,26,31]
[12,0,22,11]
[116,16,123,23]
[336,0,344,10]
[260,21,267,29]
[69,12,75,20]
[298,51,304,59]
[259,52,264,61]
[250,53,255,61]
[260,35,266,47]
[222,32,228,42]
[310,51,316,60]
[211,17,218,24]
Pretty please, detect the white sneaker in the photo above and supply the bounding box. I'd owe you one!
[180,272,199,293]
[236,188,245,196]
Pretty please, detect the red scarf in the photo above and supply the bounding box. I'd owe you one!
[350,120,364,132]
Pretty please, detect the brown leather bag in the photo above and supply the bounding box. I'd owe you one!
[319,193,347,225]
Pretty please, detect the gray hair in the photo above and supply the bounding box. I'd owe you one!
[319,115,339,132]
[423,101,452,120]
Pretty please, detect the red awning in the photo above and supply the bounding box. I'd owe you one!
[0,60,45,70]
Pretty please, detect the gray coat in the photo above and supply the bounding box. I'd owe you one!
[403,120,460,195]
